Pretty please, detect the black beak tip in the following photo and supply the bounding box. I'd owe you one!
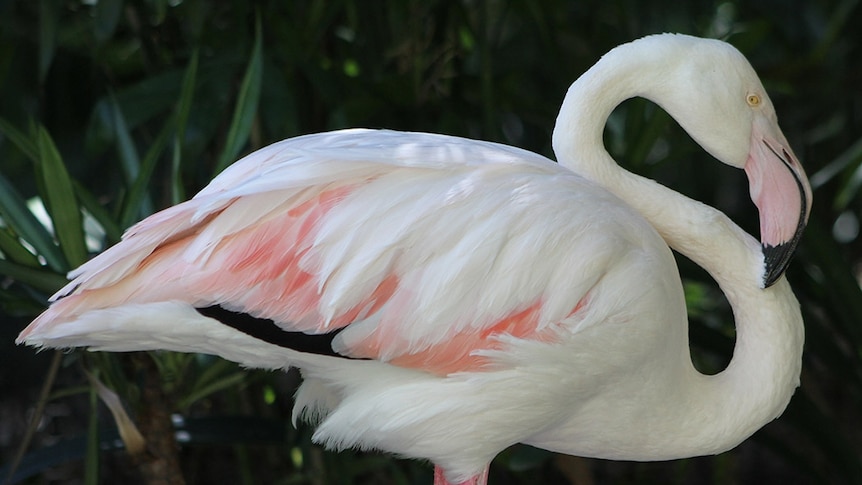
[762,242,797,288]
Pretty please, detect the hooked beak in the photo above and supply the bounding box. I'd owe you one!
[744,116,812,288]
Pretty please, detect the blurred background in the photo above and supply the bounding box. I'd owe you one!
[0,0,860,483]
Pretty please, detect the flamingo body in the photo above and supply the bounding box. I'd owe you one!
[18,34,811,484]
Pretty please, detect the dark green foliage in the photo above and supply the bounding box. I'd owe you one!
[1,0,860,483]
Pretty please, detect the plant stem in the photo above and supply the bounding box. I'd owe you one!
[126,352,186,485]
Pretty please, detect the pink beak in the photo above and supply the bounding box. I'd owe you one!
[744,115,812,288]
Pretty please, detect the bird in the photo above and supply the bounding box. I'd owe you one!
[18,33,811,485]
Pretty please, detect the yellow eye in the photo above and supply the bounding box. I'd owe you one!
[746,94,761,107]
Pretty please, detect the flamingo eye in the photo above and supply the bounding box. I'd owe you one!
[746,94,761,107]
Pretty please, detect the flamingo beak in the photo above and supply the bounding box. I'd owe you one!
[743,115,812,288]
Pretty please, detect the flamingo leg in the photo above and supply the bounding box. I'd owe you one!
[433,465,489,485]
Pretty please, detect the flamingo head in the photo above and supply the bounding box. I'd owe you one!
[649,35,812,288]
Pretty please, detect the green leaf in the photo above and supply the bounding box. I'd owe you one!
[108,96,142,187]
[214,16,264,174]
[177,371,248,410]
[0,226,40,267]
[0,172,65,272]
[0,117,38,161]
[628,106,670,167]
[84,70,185,155]
[809,136,862,210]
[73,181,122,245]
[0,259,67,293]
[191,357,235,387]
[175,49,200,156]
[108,95,155,224]
[35,127,87,268]
[119,119,172,229]
[93,0,124,43]
[171,48,200,204]
[38,0,59,84]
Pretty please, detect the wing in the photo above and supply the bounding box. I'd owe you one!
[21,129,651,374]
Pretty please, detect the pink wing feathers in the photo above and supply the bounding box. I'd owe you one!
[21,129,625,375]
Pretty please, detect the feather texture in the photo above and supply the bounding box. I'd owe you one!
[25,129,659,377]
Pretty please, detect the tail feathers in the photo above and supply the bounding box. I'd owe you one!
[16,301,331,370]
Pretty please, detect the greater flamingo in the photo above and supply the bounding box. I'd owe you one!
[18,34,811,485]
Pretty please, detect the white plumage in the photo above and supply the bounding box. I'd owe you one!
[18,34,810,485]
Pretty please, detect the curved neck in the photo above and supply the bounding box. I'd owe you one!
[552,43,804,454]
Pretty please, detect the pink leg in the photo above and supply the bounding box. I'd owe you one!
[433,465,490,485]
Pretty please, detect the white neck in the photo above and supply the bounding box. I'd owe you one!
[551,39,804,455]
